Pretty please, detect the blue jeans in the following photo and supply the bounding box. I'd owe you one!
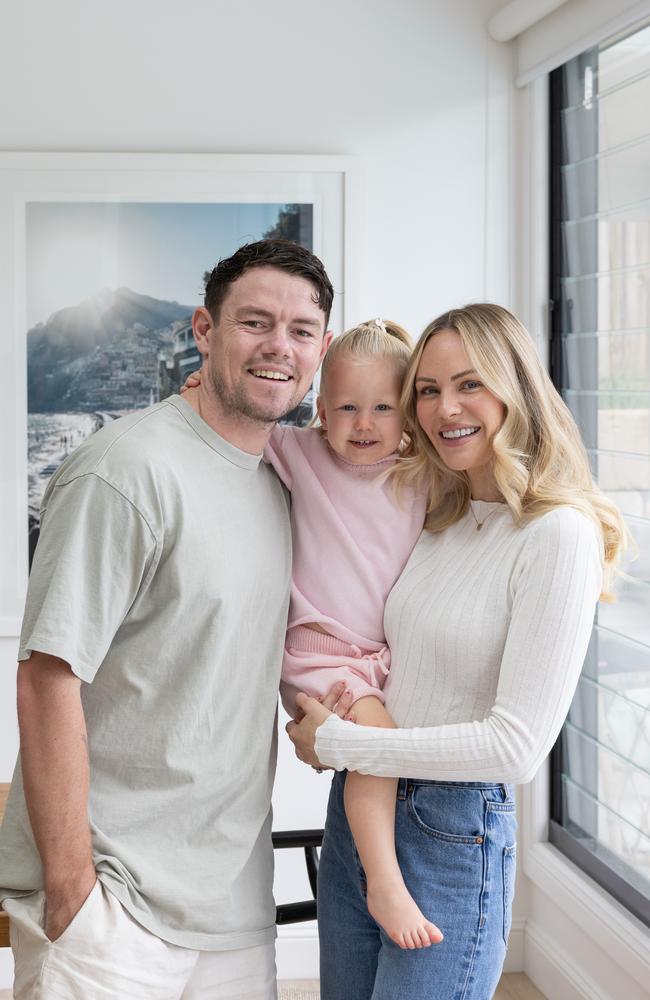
[318,772,517,1000]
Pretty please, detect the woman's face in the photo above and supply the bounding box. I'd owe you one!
[414,329,506,497]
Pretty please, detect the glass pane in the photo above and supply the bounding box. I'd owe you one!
[600,137,650,216]
[562,158,599,221]
[562,136,650,220]
[560,101,597,166]
[560,268,650,333]
[624,514,650,581]
[564,724,650,821]
[598,23,650,92]
[562,775,650,893]
[563,331,650,391]
[599,73,650,153]
[592,447,650,485]
[598,211,650,272]
[561,72,650,165]
[605,480,650,518]
[562,57,596,115]
[561,25,650,108]
[568,678,650,767]
[563,210,650,277]
[592,625,650,694]
[599,578,650,647]
[564,389,650,452]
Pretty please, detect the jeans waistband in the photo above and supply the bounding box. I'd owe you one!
[396,778,514,800]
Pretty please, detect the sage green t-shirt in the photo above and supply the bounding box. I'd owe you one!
[0,395,292,950]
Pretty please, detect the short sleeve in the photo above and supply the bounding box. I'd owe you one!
[19,473,159,683]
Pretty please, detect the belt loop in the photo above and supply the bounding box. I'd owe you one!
[397,778,407,801]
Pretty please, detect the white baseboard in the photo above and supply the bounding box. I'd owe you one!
[504,917,525,973]
[276,924,320,981]
[525,919,612,1000]
[0,949,13,990]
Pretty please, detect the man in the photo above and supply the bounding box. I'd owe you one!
[0,239,333,999]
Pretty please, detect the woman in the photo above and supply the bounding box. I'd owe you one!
[287,303,626,1000]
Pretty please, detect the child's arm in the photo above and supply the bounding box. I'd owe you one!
[347,695,396,729]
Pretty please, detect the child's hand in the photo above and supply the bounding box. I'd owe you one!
[285,683,354,768]
[319,682,355,716]
[180,369,202,393]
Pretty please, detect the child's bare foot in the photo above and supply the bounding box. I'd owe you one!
[366,879,443,949]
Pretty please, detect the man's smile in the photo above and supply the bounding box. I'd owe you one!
[249,368,292,381]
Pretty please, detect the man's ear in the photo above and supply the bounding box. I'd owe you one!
[316,395,327,430]
[319,329,334,362]
[192,307,214,358]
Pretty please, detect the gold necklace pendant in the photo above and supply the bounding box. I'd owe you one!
[469,502,500,532]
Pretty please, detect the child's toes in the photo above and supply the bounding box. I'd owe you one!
[427,921,443,944]
[417,926,432,947]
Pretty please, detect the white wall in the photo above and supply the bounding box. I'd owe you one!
[0,0,517,984]
[0,0,512,327]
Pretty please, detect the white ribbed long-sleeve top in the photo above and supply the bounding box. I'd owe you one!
[315,501,603,784]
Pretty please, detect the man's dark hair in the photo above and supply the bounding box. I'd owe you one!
[203,239,334,328]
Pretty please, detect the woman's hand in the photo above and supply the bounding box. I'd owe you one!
[180,369,202,393]
[285,682,354,768]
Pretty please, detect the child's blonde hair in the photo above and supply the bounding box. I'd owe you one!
[319,319,412,396]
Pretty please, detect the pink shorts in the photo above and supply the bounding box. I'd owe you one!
[281,624,390,709]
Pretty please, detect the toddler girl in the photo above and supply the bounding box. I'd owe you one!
[186,320,441,949]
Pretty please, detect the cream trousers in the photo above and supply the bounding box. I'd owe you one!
[4,881,277,999]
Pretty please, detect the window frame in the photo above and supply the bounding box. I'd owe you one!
[547,45,650,930]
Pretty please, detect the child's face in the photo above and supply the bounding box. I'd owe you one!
[316,355,404,465]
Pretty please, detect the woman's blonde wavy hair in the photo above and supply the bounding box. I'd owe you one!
[393,303,628,600]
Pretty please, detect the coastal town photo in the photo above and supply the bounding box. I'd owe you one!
[26,200,314,560]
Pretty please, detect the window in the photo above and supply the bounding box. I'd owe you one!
[549,21,650,927]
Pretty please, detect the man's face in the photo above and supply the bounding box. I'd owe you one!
[200,266,331,426]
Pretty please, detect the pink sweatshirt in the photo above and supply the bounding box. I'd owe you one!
[264,426,427,703]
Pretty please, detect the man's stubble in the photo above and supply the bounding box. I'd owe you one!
[207,365,305,428]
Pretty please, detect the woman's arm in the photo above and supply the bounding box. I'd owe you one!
[289,508,603,783]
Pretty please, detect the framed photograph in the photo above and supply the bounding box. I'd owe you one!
[0,153,355,635]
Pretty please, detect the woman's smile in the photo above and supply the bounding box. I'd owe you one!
[437,424,481,446]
